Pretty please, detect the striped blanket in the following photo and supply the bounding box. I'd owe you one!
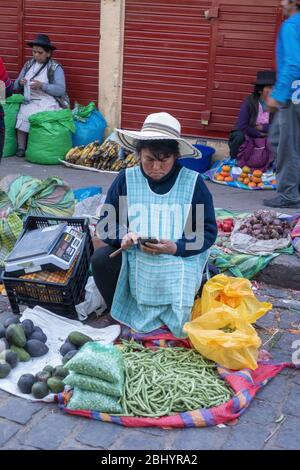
[0,174,75,218]
[56,328,298,428]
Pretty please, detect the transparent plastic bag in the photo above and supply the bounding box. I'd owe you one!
[67,387,123,414]
[65,342,124,384]
[64,371,123,397]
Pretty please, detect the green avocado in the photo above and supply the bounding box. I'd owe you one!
[68,331,92,347]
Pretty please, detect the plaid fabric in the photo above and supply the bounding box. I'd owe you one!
[280,213,300,256]
[291,219,300,239]
[0,212,23,267]
[111,166,209,338]
[291,219,300,255]
[56,329,299,428]
[21,258,77,284]
[204,159,277,190]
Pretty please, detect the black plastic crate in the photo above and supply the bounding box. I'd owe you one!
[2,216,94,319]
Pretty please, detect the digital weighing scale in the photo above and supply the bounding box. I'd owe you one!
[5,223,84,276]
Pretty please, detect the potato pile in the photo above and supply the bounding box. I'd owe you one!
[238,210,291,240]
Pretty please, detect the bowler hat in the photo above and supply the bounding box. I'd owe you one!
[27,34,56,51]
[253,70,276,86]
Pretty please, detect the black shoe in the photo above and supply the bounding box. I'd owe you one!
[263,196,300,209]
[16,148,25,158]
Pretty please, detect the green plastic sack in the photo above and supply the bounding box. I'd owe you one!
[64,372,123,397]
[65,342,124,384]
[2,94,24,157]
[67,387,123,414]
[26,109,75,165]
[73,102,96,121]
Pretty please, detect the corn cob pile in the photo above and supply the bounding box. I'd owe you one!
[65,140,139,172]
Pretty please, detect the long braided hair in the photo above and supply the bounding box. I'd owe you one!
[246,85,265,128]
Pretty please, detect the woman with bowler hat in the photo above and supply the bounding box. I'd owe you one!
[13,34,70,158]
[228,70,276,171]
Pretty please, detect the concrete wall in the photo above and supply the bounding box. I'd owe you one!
[99,0,125,134]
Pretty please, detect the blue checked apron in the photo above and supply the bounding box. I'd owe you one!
[111,166,209,338]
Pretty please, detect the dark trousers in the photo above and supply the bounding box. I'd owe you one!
[268,103,300,202]
[91,245,122,310]
[228,130,245,158]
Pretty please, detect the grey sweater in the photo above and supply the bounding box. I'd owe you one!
[14,60,66,97]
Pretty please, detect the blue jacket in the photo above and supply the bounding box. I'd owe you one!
[272,12,300,104]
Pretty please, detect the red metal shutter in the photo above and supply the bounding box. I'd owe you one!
[205,0,282,138]
[121,0,213,136]
[0,0,23,78]
[23,0,100,105]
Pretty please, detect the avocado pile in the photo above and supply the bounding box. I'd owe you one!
[18,365,69,398]
[0,319,93,399]
[60,331,93,365]
[20,331,93,399]
[0,316,49,379]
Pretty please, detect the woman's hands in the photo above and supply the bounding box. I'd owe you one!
[30,80,43,90]
[121,232,140,250]
[19,79,43,90]
[121,233,177,256]
[142,240,177,256]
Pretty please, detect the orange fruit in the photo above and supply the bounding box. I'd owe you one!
[240,172,248,179]
[252,176,262,184]
[243,178,250,185]
[271,179,277,185]
[225,176,234,182]
[248,182,256,188]
[237,177,244,182]
[222,165,231,172]
[257,182,264,187]
[242,166,251,174]
[216,174,225,181]
[253,170,263,178]
[220,171,230,178]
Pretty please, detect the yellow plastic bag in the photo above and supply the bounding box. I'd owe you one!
[184,306,261,370]
[192,274,272,323]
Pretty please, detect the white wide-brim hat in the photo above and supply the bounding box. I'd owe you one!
[114,112,201,159]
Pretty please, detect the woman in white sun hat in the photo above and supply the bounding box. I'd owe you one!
[92,112,217,338]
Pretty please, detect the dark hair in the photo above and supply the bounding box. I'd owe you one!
[32,45,52,54]
[247,84,266,128]
[287,0,300,10]
[291,0,300,10]
[135,139,180,160]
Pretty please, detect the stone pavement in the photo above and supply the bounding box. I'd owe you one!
[2,157,300,290]
[0,284,299,450]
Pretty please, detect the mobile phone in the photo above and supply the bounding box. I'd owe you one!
[138,237,159,246]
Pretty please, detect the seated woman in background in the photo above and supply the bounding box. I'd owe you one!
[228,70,276,172]
[0,57,13,162]
[13,34,69,158]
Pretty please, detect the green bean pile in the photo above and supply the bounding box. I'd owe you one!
[120,341,233,417]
